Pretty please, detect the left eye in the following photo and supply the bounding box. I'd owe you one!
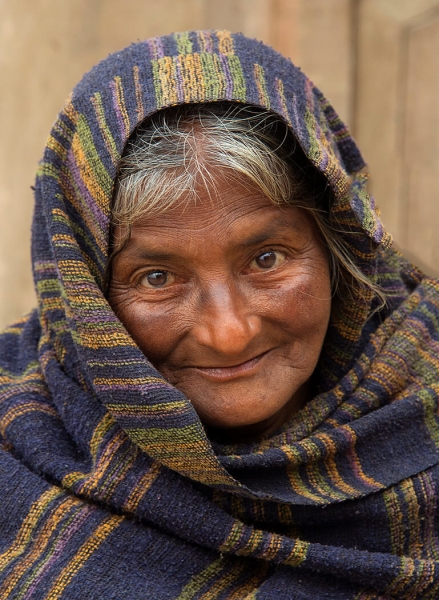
[139,270,175,288]
[251,250,285,270]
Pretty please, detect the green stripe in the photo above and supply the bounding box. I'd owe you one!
[76,114,113,197]
[151,59,163,108]
[174,31,193,55]
[227,55,246,100]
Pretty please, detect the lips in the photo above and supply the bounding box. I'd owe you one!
[188,350,270,381]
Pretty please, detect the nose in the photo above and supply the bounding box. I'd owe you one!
[192,281,261,357]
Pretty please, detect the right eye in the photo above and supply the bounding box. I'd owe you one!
[250,249,286,271]
[139,270,175,288]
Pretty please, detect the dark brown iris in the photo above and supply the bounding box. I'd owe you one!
[256,251,277,269]
[146,271,168,286]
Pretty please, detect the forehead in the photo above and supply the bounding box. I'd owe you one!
[125,176,310,244]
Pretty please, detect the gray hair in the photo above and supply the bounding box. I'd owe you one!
[110,102,384,304]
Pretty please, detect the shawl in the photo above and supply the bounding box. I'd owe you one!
[1,30,439,599]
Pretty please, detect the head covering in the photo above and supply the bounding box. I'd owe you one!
[1,30,439,599]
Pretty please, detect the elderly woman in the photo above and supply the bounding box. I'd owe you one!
[0,31,438,599]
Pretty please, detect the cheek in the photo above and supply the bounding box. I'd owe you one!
[270,265,332,335]
[112,295,191,363]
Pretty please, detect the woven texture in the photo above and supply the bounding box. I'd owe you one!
[1,30,439,598]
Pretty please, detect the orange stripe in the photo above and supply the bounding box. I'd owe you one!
[0,498,86,598]
[0,489,73,597]
[0,403,58,436]
[217,31,234,55]
[122,462,162,514]
[113,76,131,136]
[44,515,123,600]
[133,65,145,121]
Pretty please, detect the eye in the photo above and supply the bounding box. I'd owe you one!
[251,250,286,271]
[139,270,175,288]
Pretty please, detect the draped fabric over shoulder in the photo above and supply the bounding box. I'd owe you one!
[1,31,439,599]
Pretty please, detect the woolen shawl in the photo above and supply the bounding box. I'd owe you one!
[1,31,439,599]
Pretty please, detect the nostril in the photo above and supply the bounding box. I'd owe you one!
[193,309,261,355]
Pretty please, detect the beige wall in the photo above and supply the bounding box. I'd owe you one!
[355,0,439,271]
[0,0,437,329]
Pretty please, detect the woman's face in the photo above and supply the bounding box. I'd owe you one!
[108,172,331,441]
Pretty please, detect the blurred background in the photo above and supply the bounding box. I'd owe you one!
[1,0,438,328]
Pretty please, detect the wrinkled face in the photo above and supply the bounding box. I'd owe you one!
[108,173,331,442]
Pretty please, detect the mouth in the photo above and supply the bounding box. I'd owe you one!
[190,351,271,381]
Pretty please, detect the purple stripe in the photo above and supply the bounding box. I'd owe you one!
[96,446,138,500]
[95,383,170,393]
[78,313,123,324]
[23,505,95,599]
[421,471,439,558]
[147,37,164,60]
[219,54,233,98]
[174,57,184,103]
[341,428,381,491]
[65,148,108,232]
[199,30,213,53]
[121,464,159,509]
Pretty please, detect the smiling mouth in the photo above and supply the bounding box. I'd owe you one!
[191,351,270,381]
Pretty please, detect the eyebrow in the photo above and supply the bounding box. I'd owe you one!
[123,218,301,261]
[122,247,178,262]
[240,221,301,248]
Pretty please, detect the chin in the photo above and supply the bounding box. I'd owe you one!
[193,397,294,439]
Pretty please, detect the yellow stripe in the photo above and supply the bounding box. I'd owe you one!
[283,445,328,503]
[217,31,234,55]
[155,56,178,106]
[75,329,136,350]
[79,430,128,495]
[178,556,263,600]
[44,515,123,600]
[113,76,131,136]
[36,162,60,180]
[90,92,119,165]
[318,432,359,496]
[71,118,111,215]
[62,416,119,490]
[106,402,188,417]
[0,403,58,437]
[133,65,145,121]
[122,462,162,514]
[94,376,164,386]
[227,55,246,100]
[46,135,67,161]
[284,539,309,567]
[385,557,416,597]
[177,558,228,600]
[400,478,421,558]
[177,53,205,103]
[89,412,116,460]
[0,363,39,381]
[197,31,213,53]
[198,562,247,599]
[276,78,291,124]
[341,426,382,489]
[383,486,404,555]
[254,64,270,108]
[0,488,65,589]
[0,499,86,598]
[63,101,78,124]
